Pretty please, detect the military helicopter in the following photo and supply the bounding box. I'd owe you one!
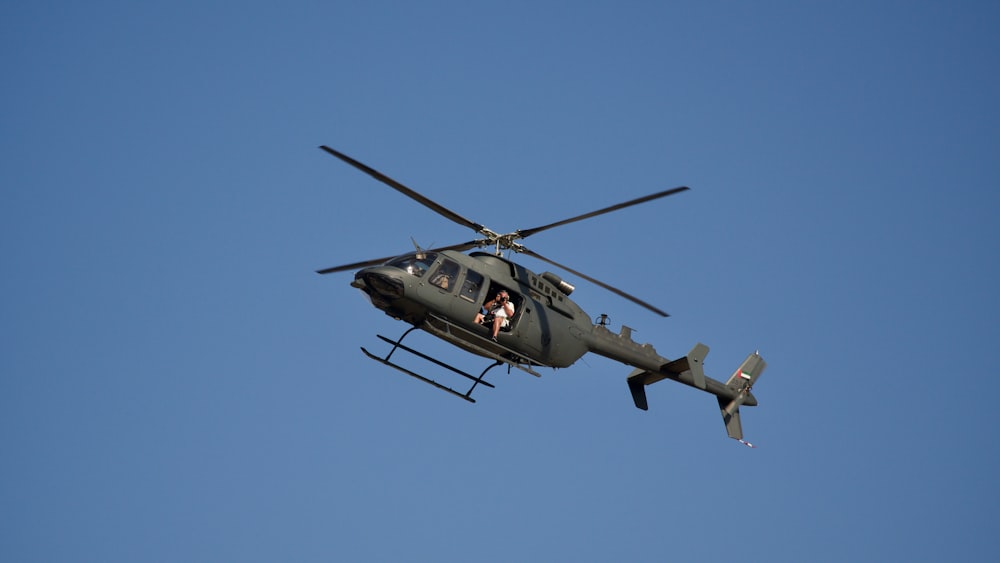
[316,146,766,446]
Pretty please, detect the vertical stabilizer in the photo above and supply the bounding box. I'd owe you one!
[718,351,766,442]
[718,396,744,439]
[724,351,766,389]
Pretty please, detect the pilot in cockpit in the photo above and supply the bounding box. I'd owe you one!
[429,260,459,290]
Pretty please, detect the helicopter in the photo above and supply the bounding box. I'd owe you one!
[316,145,766,446]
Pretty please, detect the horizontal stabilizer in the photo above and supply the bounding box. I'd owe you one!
[685,343,708,389]
[627,343,710,410]
[659,343,709,389]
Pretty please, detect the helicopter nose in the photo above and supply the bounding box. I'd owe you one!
[353,269,405,299]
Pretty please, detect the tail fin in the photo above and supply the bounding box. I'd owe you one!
[718,352,766,443]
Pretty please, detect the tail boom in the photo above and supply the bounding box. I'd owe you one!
[627,344,766,442]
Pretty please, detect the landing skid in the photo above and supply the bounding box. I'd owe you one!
[360,327,503,403]
[421,313,546,377]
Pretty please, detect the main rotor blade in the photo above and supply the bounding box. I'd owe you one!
[316,254,403,275]
[424,240,487,254]
[315,240,484,275]
[520,248,669,317]
[516,186,689,239]
[319,146,485,234]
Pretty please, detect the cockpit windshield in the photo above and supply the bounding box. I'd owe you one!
[386,252,438,278]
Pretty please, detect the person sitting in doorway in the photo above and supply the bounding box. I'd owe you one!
[474,290,515,342]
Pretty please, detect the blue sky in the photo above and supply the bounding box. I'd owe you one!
[3,2,998,561]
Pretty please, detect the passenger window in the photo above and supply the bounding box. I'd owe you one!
[460,270,484,302]
[429,259,460,292]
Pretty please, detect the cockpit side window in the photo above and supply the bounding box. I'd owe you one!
[429,259,460,292]
[387,252,438,278]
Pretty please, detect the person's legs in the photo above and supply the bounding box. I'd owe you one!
[491,317,504,339]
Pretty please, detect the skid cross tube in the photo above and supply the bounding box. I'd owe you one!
[374,334,497,390]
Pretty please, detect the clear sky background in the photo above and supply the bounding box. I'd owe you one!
[3,2,998,562]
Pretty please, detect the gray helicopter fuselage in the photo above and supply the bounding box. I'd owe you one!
[350,248,759,411]
[350,250,606,368]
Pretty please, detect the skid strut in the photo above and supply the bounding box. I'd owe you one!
[360,327,500,403]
